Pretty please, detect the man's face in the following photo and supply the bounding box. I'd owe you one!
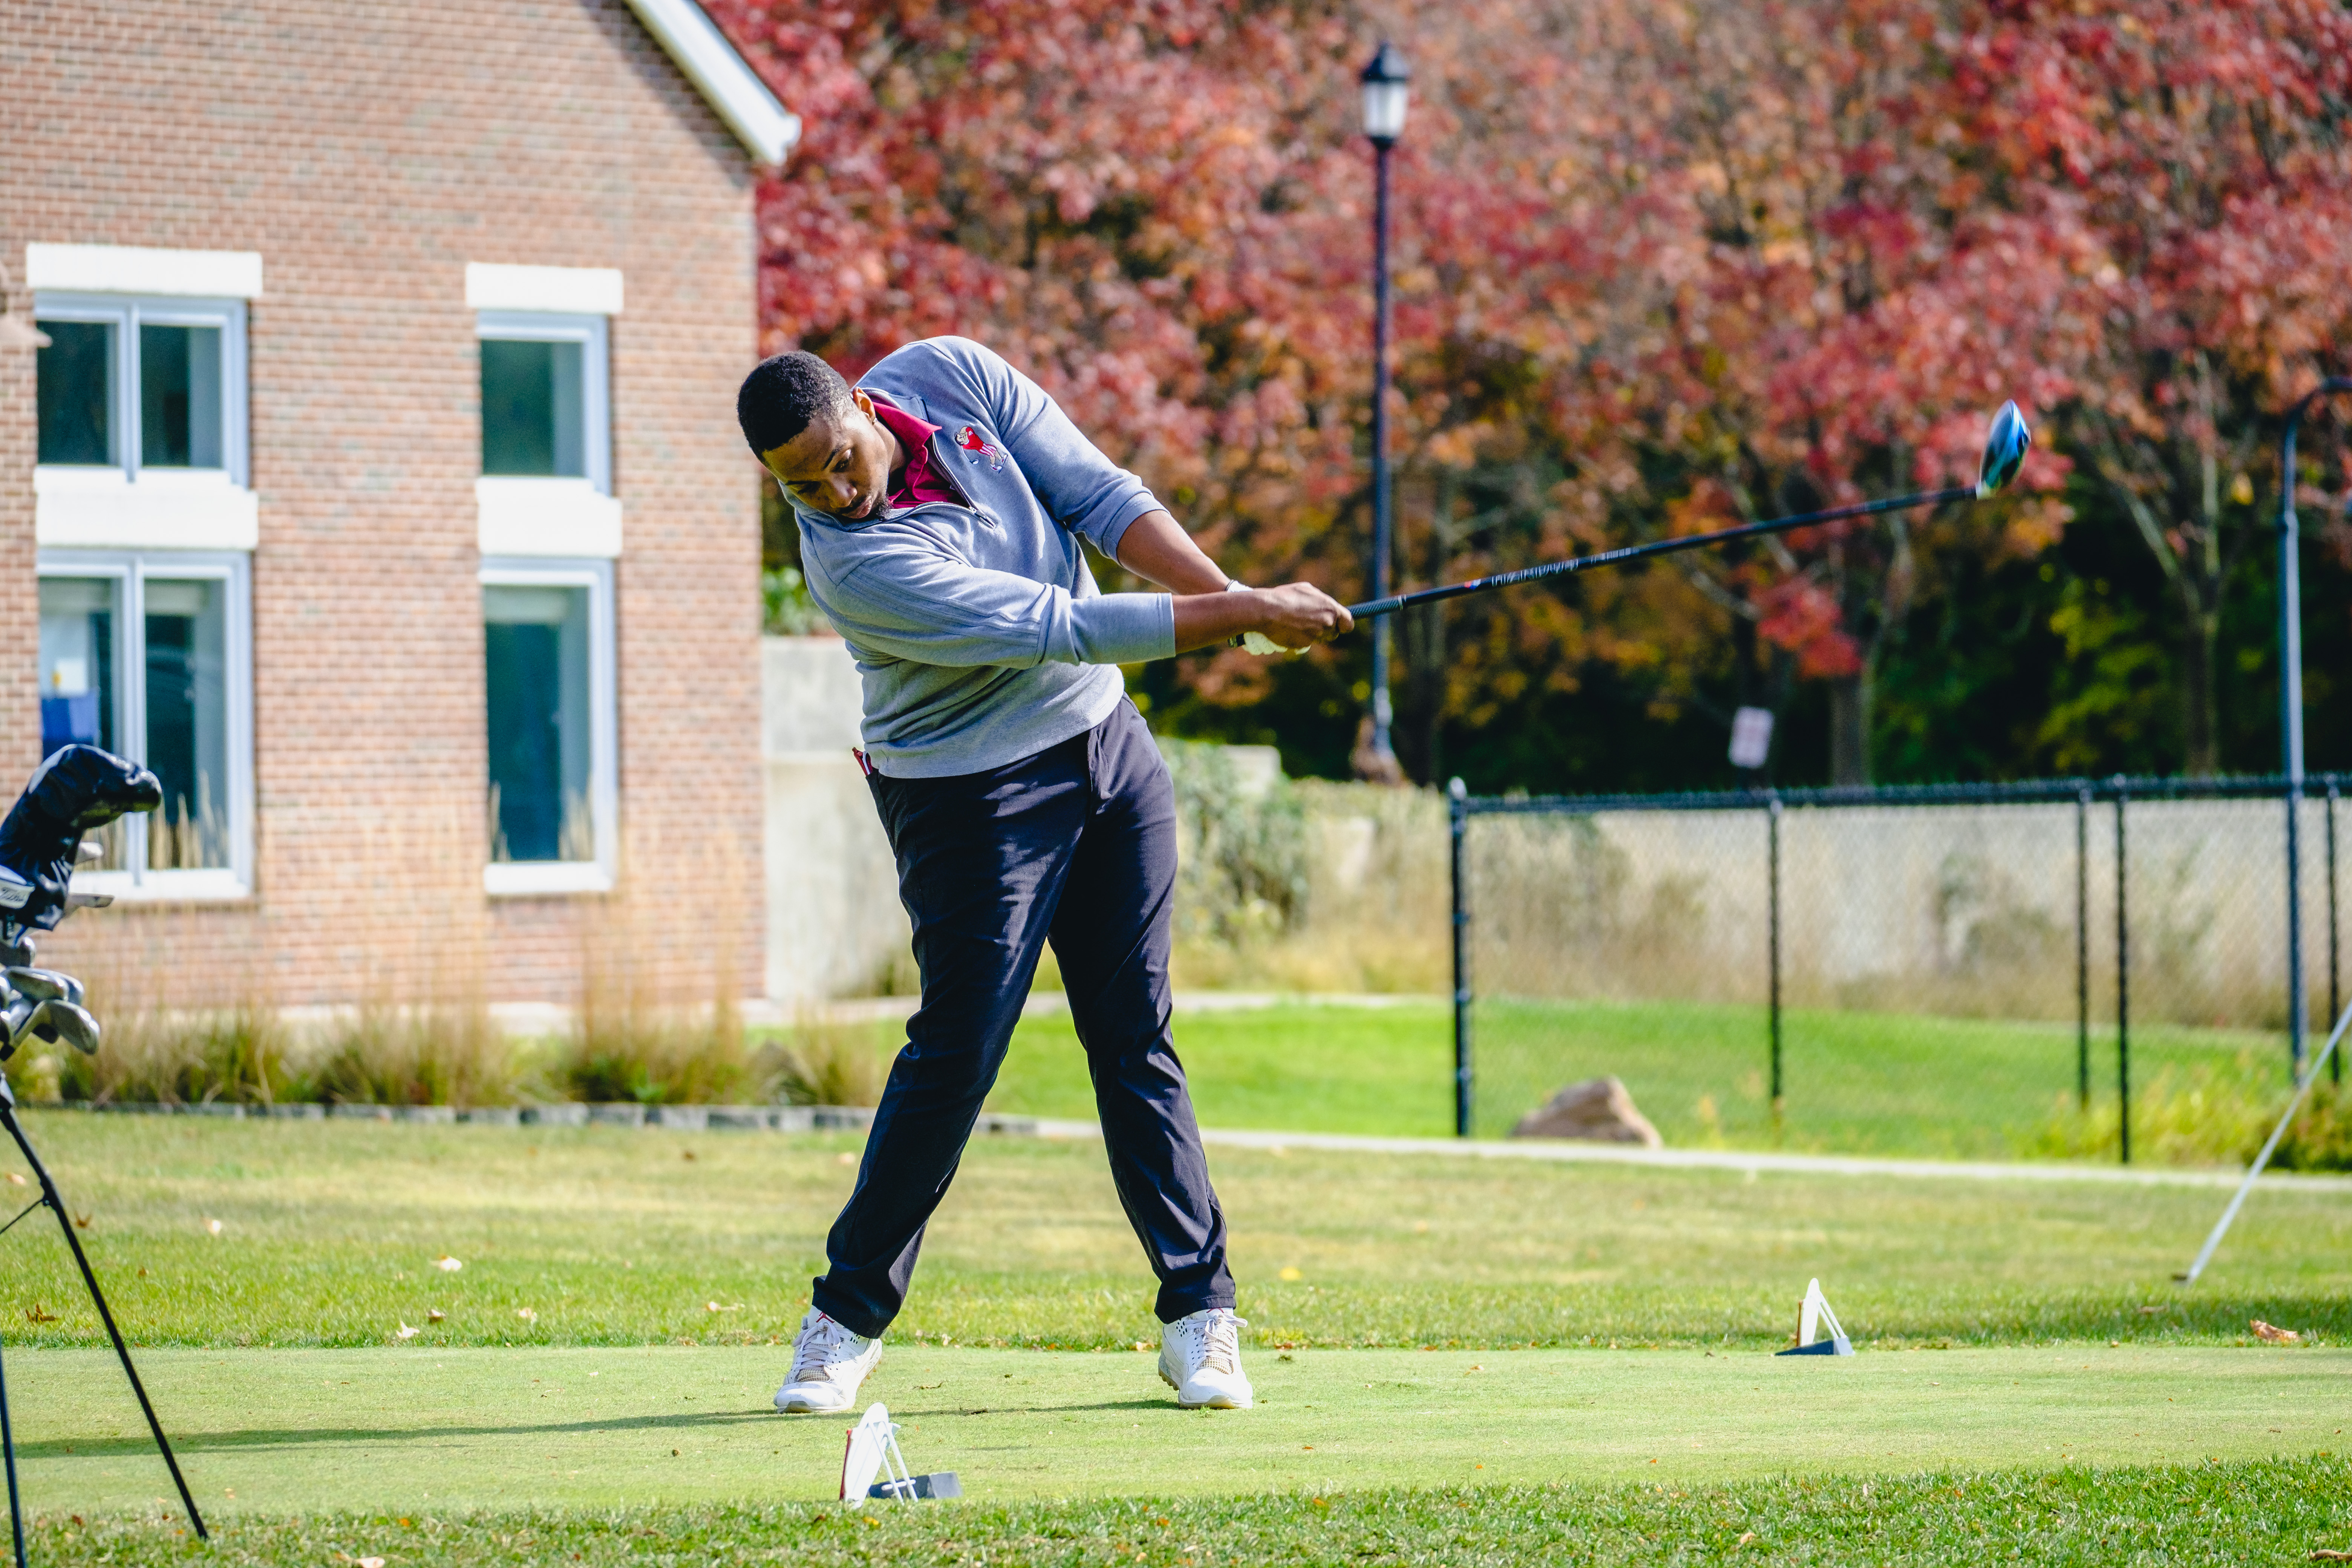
[759,389,898,520]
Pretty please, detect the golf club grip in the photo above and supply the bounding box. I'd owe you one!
[1345,485,1973,620]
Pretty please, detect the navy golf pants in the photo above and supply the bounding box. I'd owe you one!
[810,698,1235,1338]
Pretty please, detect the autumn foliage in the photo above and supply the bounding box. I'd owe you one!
[708,0,2352,784]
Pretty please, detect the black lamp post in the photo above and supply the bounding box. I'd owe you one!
[1360,40,1409,773]
[2280,377,2352,1081]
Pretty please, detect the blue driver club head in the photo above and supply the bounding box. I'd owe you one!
[1976,401,2031,498]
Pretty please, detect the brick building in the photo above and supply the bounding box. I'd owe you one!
[0,1,793,1011]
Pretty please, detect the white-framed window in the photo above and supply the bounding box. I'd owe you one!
[40,550,254,901]
[34,292,250,482]
[472,299,622,559]
[480,557,617,896]
[32,289,260,553]
[478,311,611,490]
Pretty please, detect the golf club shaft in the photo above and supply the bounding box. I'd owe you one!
[1344,485,1974,620]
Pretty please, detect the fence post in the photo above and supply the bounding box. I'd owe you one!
[1448,777,1472,1138]
[2330,779,2341,1087]
[2077,784,2091,1112]
[2114,778,2131,1166]
[1768,792,1784,1123]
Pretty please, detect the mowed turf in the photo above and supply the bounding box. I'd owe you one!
[6,1115,2351,1565]
[3,1113,2349,1352]
[6,1344,2347,1515]
[23,1458,2352,1568]
[983,997,2287,1156]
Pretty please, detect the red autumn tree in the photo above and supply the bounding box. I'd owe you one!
[1965,0,2352,775]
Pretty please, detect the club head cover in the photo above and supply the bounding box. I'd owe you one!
[0,746,163,931]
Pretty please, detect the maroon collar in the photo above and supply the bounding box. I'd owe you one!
[867,392,954,508]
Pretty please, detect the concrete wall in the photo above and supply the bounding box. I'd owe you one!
[1469,796,2336,1030]
[762,635,911,1006]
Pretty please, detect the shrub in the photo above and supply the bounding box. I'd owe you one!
[2269,1080,2352,1171]
[311,1001,529,1108]
[758,1018,885,1107]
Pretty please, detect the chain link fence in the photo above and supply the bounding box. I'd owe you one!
[1450,776,2349,1161]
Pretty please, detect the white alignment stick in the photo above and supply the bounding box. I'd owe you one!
[2174,997,2352,1286]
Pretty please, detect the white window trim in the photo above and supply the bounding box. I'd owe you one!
[32,291,251,487]
[466,264,623,317]
[26,244,264,300]
[45,549,256,904]
[480,557,619,897]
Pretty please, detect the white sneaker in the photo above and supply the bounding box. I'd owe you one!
[1158,1308,1253,1409]
[774,1308,883,1414]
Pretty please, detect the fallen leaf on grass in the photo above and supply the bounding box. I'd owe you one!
[204,1218,222,1236]
[395,1322,418,1341]
[435,1256,463,1272]
[71,1212,90,1229]
[5,1172,23,1186]
[705,1302,742,1313]
[835,1152,857,1166]
[516,1308,537,1323]
[1277,1267,1303,1282]
[358,1557,387,1568]
[2252,1320,2301,1344]
[2309,1551,2352,1562]
[26,1305,56,1324]
[427,1309,445,1324]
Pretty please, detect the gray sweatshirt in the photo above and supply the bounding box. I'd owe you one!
[791,337,1176,778]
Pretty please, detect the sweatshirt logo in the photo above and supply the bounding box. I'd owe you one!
[955,424,1005,473]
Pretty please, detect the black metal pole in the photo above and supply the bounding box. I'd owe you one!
[0,1106,207,1542]
[1367,138,1396,767]
[1448,777,1472,1137]
[2077,784,2091,1112]
[2279,381,2352,1080]
[2115,782,2131,1165]
[0,1330,23,1568]
[1769,794,1784,1122]
[2330,779,2341,1087]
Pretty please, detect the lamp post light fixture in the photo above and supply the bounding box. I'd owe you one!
[1360,40,1408,776]
[2280,377,2352,1082]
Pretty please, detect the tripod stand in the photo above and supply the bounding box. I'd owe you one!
[0,744,205,1565]
[0,1045,208,1564]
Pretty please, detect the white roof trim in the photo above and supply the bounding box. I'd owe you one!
[466,263,625,315]
[624,0,801,165]
[26,243,263,299]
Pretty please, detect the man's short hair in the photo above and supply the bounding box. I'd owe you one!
[737,350,857,456]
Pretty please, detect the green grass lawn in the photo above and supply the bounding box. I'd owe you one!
[4,1114,2346,1354]
[985,1001,1458,1138]
[6,1115,2350,1565]
[18,1449,2352,1564]
[8,1344,2346,1512]
[982,998,2294,1159]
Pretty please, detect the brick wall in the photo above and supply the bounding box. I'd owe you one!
[0,291,37,787]
[0,0,766,1010]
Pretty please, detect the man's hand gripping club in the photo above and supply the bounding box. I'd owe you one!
[1115,509,1353,656]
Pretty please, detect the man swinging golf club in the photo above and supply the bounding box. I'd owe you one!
[739,337,1351,1414]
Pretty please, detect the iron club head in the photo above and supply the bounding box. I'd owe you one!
[7,966,84,1008]
[39,999,100,1055]
[17,996,100,1055]
[1976,400,2031,498]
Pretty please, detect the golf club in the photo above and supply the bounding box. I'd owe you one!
[0,744,203,1567]
[1344,401,2031,622]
